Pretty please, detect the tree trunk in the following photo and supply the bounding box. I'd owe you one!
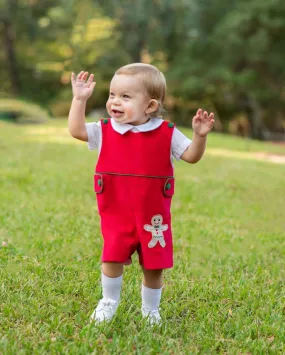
[244,94,267,140]
[132,38,144,62]
[2,19,20,95]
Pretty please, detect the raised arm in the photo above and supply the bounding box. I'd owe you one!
[68,71,96,142]
[181,109,215,164]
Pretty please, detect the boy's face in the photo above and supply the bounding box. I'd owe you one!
[106,74,153,125]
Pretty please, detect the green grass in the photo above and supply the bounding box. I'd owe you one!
[0,119,285,354]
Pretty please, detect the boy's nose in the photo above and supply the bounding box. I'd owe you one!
[113,97,121,105]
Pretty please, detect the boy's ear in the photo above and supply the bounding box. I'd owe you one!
[145,99,159,114]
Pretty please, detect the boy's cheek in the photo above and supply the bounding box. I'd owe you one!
[124,106,134,119]
[106,103,112,116]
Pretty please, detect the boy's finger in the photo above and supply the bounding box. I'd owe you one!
[203,111,208,119]
[77,71,84,80]
[87,74,94,83]
[82,71,89,80]
[196,108,202,116]
[71,72,75,82]
[86,78,96,88]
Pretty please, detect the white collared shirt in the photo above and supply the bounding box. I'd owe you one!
[85,117,192,163]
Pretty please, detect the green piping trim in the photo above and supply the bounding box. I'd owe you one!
[96,172,174,179]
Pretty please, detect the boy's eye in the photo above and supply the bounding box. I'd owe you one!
[123,94,130,99]
[109,92,114,97]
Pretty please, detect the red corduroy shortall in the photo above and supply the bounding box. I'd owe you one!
[94,119,175,269]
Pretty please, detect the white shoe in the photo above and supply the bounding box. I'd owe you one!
[90,298,119,323]
[142,306,162,325]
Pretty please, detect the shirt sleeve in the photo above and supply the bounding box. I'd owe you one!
[85,121,102,151]
[171,127,192,161]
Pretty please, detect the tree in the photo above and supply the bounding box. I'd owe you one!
[0,0,119,108]
[167,0,285,139]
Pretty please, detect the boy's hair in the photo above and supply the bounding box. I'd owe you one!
[115,63,166,118]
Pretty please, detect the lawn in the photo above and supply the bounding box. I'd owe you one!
[0,119,284,354]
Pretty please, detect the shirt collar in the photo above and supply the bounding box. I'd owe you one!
[110,117,163,135]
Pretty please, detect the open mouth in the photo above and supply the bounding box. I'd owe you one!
[111,109,124,118]
[112,109,123,115]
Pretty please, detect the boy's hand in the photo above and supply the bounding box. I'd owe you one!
[192,109,215,137]
[71,71,96,102]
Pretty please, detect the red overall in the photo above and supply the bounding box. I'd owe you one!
[94,119,175,269]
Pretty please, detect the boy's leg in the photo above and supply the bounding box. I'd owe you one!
[102,262,124,278]
[141,268,163,325]
[101,262,124,301]
[90,262,124,323]
[142,267,163,288]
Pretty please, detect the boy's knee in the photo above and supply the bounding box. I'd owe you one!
[102,262,124,278]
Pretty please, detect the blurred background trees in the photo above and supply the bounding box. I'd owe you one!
[1,0,285,140]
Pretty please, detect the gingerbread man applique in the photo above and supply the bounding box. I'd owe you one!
[144,214,168,248]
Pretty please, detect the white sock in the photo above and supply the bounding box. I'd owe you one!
[141,284,162,310]
[101,273,123,302]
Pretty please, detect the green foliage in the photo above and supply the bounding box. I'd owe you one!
[1,0,285,136]
[0,0,120,107]
[0,120,285,353]
[166,0,285,136]
[0,99,49,123]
